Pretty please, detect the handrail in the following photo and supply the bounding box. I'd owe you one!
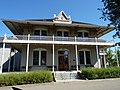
[5,35,114,43]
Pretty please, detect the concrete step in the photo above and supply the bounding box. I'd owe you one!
[54,71,82,80]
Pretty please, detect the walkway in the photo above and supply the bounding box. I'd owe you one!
[1,78,120,90]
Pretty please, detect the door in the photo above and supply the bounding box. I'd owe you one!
[58,50,69,71]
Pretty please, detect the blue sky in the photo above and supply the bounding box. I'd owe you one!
[0,0,115,40]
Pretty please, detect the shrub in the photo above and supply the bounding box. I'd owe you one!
[82,67,120,80]
[0,71,53,87]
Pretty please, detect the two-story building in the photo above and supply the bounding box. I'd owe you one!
[1,11,114,73]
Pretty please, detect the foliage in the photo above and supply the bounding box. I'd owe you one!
[82,67,120,80]
[106,49,117,66]
[0,71,53,87]
[117,49,120,64]
[99,0,120,37]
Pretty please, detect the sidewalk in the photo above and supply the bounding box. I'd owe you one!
[1,78,120,90]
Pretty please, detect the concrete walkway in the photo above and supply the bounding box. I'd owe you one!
[1,78,120,90]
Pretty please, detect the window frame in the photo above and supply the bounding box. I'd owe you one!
[77,31,89,38]
[33,48,47,66]
[79,49,91,65]
[56,30,69,37]
[33,29,48,36]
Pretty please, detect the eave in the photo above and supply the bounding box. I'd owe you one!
[2,19,114,37]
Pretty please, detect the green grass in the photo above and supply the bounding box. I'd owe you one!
[0,71,53,87]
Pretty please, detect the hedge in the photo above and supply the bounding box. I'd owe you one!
[0,71,53,87]
[82,67,120,80]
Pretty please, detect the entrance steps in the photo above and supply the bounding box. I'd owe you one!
[54,71,84,81]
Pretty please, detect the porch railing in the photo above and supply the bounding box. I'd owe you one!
[5,35,114,43]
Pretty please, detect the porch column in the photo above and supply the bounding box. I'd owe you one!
[26,34,30,72]
[75,36,79,71]
[103,49,106,68]
[0,34,6,73]
[13,50,16,71]
[75,45,79,71]
[115,44,119,67]
[95,37,101,68]
[52,35,55,72]
[8,47,12,72]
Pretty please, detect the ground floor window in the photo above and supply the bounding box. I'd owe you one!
[33,50,47,66]
[33,51,39,65]
[79,50,91,65]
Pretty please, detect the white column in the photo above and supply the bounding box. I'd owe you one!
[8,47,11,72]
[26,34,30,72]
[52,35,55,72]
[95,37,101,68]
[0,43,5,73]
[103,49,106,68]
[52,44,55,72]
[13,50,16,71]
[0,34,6,73]
[75,36,79,71]
[75,45,79,71]
[115,44,119,67]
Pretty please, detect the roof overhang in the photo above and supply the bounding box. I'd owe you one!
[2,19,114,37]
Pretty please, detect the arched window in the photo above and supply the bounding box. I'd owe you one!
[33,48,47,66]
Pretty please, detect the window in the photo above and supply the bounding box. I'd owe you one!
[64,31,68,37]
[85,51,91,64]
[79,50,91,65]
[79,51,84,64]
[33,50,47,66]
[78,32,83,37]
[57,31,62,36]
[41,30,47,36]
[84,32,88,37]
[41,51,47,65]
[78,32,89,38]
[34,30,47,36]
[34,30,40,35]
[33,51,39,65]
[57,31,69,37]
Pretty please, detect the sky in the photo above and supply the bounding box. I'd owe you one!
[0,0,116,40]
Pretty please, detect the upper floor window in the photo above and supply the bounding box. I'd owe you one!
[78,32,89,38]
[34,30,47,36]
[57,31,69,37]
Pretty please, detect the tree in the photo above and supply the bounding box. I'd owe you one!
[117,49,120,64]
[99,0,120,37]
[106,49,116,66]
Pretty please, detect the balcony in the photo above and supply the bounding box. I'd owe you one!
[3,35,115,46]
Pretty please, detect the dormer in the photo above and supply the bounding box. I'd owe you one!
[53,11,72,24]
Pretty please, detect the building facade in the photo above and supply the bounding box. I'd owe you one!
[1,11,114,73]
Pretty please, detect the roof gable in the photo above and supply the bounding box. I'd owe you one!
[53,11,72,24]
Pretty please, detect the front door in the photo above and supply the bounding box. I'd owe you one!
[58,50,69,71]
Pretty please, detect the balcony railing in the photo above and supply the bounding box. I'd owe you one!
[4,35,115,44]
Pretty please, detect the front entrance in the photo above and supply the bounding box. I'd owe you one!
[58,50,69,71]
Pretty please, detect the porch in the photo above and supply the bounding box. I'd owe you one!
[0,34,115,73]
